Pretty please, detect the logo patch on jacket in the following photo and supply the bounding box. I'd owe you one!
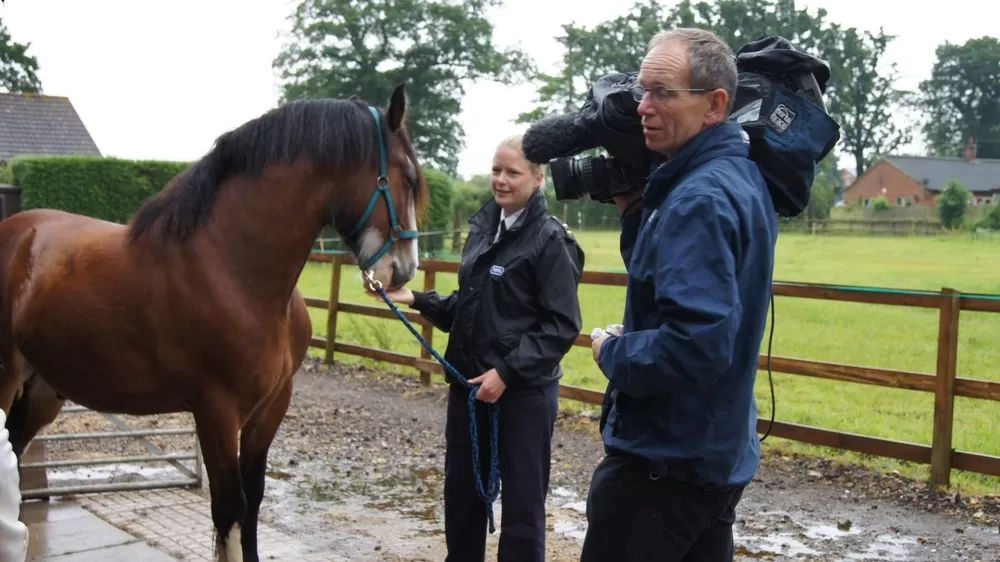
[489,265,505,276]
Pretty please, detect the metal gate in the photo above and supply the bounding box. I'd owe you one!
[19,402,203,500]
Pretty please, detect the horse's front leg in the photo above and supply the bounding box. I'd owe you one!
[194,401,246,562]
[238,379,293,562]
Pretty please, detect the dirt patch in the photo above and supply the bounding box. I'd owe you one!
[31,356,1000,561]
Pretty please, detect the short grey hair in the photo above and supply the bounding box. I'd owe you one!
[648,28,738,116]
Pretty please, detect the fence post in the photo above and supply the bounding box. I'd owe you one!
[417,263,436,385]
[930,287,960,488]
[324,255,342,365]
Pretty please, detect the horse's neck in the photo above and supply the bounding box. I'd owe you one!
[204,175,327,306]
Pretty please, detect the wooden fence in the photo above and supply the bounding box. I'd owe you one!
[302,253,1000,488]
[780,218,943,236]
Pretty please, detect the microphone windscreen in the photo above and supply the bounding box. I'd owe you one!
[521,113,597,165]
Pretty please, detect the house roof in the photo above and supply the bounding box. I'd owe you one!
[0,93,102,162]
[885,154,1000,194]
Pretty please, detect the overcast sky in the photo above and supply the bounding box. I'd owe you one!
[2,0,996,179]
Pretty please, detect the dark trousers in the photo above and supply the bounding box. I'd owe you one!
[444,381,559,562]
[580,453,745,562]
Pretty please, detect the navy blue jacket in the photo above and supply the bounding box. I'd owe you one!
[598,121,778,488]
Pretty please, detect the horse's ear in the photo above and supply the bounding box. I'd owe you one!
[387,83,407,132]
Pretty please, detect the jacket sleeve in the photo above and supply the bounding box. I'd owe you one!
[410,290,459,333]
[598,193,741,398]
[494,232,584,385]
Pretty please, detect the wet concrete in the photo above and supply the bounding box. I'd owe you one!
[250,363,1000,561]
[17,362,1000,561]
[259,462,1000,561]
[20,499,176,561]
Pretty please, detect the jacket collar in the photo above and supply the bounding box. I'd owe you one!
[469,188,548,234]
[644,120,751,209]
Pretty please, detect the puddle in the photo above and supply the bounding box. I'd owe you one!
[542,491,929,562]
[258,458,448,558]
[249,460,965,562]
[843,534,917,561]
[47,462,192,486]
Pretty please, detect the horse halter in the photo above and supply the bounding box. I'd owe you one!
[349,106,419,274]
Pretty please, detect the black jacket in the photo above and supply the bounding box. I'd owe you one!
[410,189,585,388]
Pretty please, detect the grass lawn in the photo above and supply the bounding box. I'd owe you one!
[296,230,1000,495]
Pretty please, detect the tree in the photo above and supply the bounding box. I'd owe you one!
[918,36,1000,160]
[824,27,914,177]
[449,177,491,253]
[420,168,456,254]
[0,17,42,93]
[517,0,840,125]
[803,175,837,222]
[936,179,971,229]
[272,0,534,175]
[517,0,921,185]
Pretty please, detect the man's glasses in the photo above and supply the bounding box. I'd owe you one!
[630,85,708,103]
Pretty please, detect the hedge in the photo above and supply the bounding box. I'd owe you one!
[10,155,190,224]
[9,156,458,254]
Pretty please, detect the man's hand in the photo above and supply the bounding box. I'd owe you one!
[612,191,644,216]
[591,333,610,364]
[469,368,506,403]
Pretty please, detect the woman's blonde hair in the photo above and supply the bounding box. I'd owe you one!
[496,134,543,177]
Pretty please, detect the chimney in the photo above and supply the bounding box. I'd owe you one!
[964,137,977,161]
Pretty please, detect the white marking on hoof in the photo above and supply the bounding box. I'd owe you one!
[221,523,242,562]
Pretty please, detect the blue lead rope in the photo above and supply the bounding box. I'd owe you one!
[368,279,502,533]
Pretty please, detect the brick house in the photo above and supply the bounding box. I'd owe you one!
[0,92,102,219]
[842,138,1000,208]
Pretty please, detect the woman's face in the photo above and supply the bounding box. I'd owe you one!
[491,146,543,213]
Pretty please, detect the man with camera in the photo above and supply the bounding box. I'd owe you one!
[581,28,779,561]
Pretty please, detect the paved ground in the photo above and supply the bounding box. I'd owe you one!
[21,499,176,561]
[23,488,346,561]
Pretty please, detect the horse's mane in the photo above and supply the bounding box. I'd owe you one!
[127,97,417,244]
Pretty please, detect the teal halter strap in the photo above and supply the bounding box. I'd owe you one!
[349,106,419,270]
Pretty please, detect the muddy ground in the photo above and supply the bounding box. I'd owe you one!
[41,357,1000,561]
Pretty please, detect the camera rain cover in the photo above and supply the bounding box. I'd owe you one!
[574,72,656,171]
[730,36,841,218]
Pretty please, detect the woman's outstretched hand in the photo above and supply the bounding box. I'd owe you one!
[368,286,415,306]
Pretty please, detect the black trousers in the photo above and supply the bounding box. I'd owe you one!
[444,381,559,562]
[580,453,745,562]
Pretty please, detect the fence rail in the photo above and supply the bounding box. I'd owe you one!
[304,253,1000,488]
[19,404,203,499]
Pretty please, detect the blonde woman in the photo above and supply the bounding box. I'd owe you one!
[380,135,584,561]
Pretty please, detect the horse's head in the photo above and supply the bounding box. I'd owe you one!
[333,84,426,292]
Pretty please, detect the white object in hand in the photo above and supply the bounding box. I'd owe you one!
[590,327,607,340]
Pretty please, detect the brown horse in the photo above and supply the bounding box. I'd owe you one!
[0,83,426,562]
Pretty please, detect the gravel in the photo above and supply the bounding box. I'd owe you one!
[35,356,1000,561]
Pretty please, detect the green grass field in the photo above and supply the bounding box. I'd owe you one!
[296,231,1000,495]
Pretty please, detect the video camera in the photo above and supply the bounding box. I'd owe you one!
[521,35,842,218]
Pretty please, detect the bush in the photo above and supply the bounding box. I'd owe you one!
[419,168,455,254]
[10,155,190,223]
[0,163,12,184]
[871,195,890,211]
[974,203,1000,231]
[936,179,971,229]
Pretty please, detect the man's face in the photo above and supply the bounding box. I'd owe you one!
[636,40,728,156]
